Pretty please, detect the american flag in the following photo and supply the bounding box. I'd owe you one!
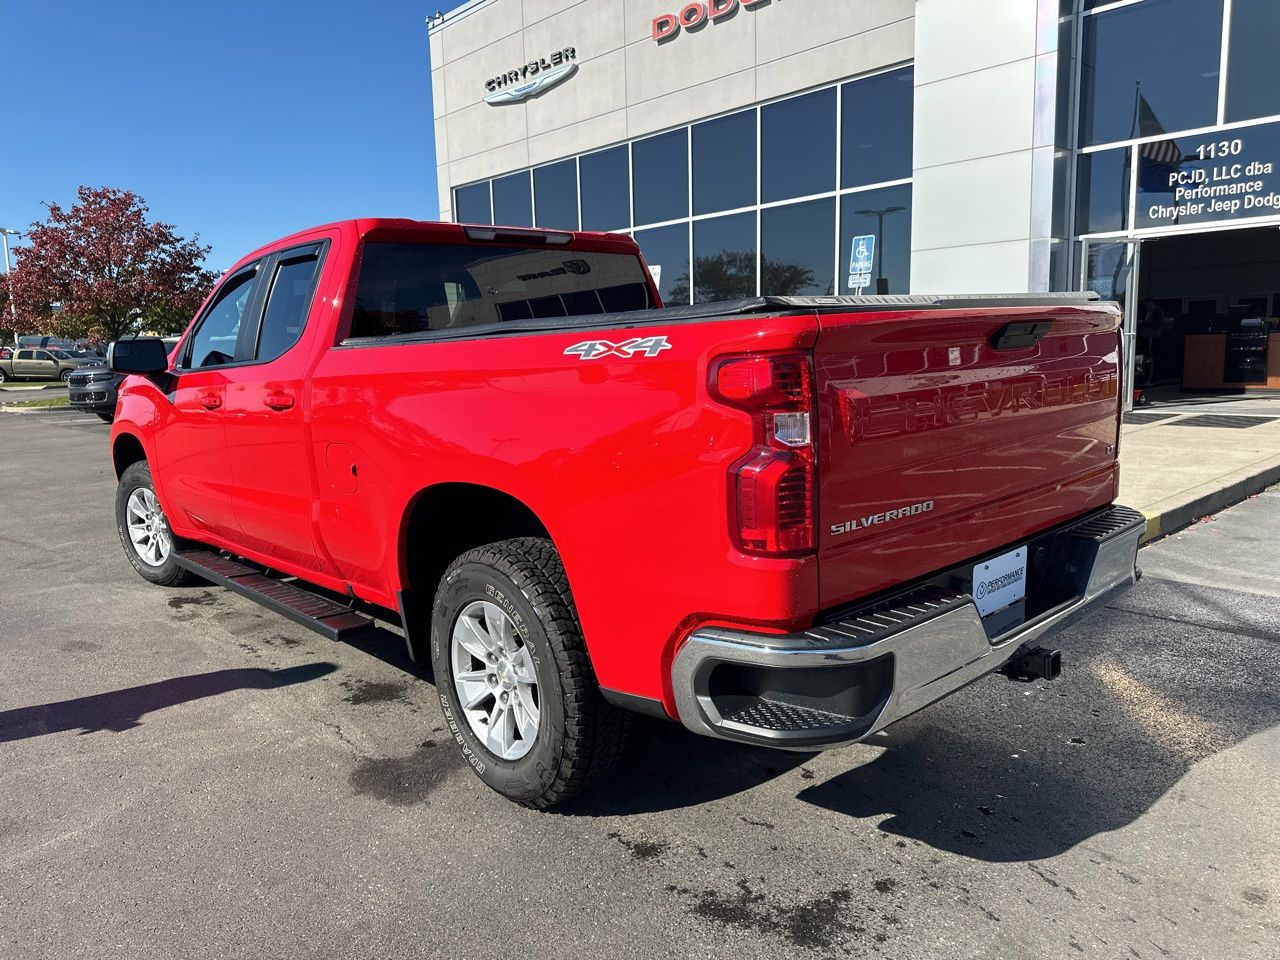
[1136,94,1181,165]
[1140,138,1182,165]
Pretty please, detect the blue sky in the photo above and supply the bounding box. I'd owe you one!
[1,0,466,270]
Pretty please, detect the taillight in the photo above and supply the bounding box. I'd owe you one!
[711,353,815,557]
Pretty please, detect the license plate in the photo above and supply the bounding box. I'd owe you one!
[973,546,1027,617]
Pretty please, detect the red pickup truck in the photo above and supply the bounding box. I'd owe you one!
[107,218,1143,808]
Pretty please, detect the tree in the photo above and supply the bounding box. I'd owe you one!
[667,249,817,305]
[4,186,217,342]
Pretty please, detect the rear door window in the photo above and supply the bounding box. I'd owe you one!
[347,242,654,340]
[255,245,324,362]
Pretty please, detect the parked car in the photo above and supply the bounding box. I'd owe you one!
[106,218,1142,808]
[69,337,179,422]
[0,347,12,361]
[16,335,76,352]
[0,348,98,383]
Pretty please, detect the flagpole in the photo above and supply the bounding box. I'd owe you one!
[1129,80,1141,140]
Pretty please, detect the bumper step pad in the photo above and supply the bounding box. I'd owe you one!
[172,550,375,643]
[807,584,968,647]
[716,697,858,733]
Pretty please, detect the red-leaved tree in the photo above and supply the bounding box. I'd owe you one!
[5,186,217,341]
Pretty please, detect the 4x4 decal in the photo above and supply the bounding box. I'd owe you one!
[564,336,672,360]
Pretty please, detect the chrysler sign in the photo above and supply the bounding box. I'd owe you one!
[484,47,578,104]
[652,0,771,42]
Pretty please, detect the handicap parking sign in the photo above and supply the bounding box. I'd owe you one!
[848,235,875,291]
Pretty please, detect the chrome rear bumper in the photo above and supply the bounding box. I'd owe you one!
[671,505,1145,749]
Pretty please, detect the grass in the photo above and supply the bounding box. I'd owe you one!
[2,395,71,409]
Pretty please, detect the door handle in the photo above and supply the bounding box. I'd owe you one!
[197,393,221,410]
[263,391,294,411]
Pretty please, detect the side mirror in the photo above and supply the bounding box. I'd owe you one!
[109,338,170,375]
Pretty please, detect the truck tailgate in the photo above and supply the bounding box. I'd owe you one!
[814,303,1122,610]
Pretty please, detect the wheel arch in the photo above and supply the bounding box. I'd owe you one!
[112,431,149,480]
[396,481,555,663]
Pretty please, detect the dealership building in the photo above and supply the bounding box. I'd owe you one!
[428,0,1280,400]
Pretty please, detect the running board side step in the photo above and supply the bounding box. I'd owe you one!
[172,550,376,642]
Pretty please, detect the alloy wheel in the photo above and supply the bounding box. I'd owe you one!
[450,600,540,760]
[125,487,172,567]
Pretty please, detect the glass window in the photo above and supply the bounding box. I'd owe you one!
[492,172,533,227]
[348,242,653,339]
[185,268,257,368]
[455,182,492,225]
[691,211,756,304]
[761,87,836,203]
[841,67,914,189]
[1132,122,1280,229]
[693,110,755,215]
[634,223,690,306]
[1226,0,1280,122]
[580,145,630,232]
[256,250,322,362]
[1079,0,1223,147]
[533,160,578,230]
[1075,147,1129,235]
[632,128,688,226]
[838,185,912,295]
[761,199,836,296]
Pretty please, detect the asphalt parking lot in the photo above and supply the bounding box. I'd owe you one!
[1,409,1276,960]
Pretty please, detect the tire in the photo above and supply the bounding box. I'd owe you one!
[115,461,194,587]
[0,369,7,383]
[96,412,114,423]
[431,537,630,809]
[60,369,72,383]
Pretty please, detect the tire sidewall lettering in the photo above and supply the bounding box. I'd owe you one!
[430,557,564,801]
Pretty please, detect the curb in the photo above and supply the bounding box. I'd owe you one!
[0,404,73,415]
[1140,461,1280,543]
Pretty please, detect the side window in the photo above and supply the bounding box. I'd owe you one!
[255,248,322,362]
[183,267,257,369]
[34,351,52,361]
[16,351,32,360]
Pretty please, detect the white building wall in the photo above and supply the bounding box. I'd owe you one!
[430,0,915,223]
[908,0,1060,293]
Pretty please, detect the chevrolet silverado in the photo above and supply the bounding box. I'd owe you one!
[106,218,1143,807]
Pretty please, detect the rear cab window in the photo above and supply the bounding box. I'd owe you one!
[346,241,654,340]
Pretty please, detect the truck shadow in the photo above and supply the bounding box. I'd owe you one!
[794,647,1279,863]
[555,717,814,816]
[335,580,1278,862]
[559,585,1279,861]
[0,663,337,742]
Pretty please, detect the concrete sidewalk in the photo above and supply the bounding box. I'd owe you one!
[1118,394,1280,542]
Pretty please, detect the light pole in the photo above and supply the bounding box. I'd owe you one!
[0,227,21,326]
[853,205,905,294]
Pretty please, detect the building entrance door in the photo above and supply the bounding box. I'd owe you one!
[1080,238,1141,411]
[1133,227,1280,398]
